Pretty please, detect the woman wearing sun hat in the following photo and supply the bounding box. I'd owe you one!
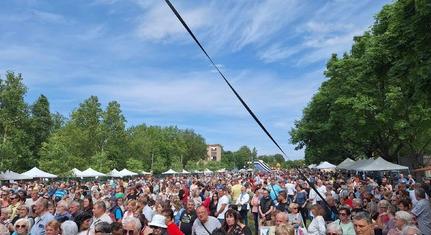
[141,214,168,235]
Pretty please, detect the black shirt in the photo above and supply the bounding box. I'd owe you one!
[180,210,197,235]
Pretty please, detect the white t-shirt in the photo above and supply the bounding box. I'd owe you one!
[285,183,296,196]
[216,195,229,219]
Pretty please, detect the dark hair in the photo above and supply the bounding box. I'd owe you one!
[95,222,112,233]
[111,222,122,232]
[83,195,93,210]
[338,206,351,215]
[162,208,174,221]
[353,211,372,224]
[211,228,227,235]
[222,209,240,231]
[138,214,148,228]
[74,212,92,231]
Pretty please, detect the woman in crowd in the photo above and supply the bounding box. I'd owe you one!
[209,192,219,217]
[293,184,308,223]
[12,218,31,235]
[61,221,78,235]
[250,188,261,235]
[387,211,413,235]
[221,209,251,235]
[333,206,354,235]
[82,196,93,216]
[45,220,61,235]
[124,200,139,219]
[74,212,92,235]
[307,204,326,235]
[288,203,304,229]
[110,197,124,222]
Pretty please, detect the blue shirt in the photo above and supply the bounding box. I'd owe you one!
[268,184,281,201]
[31,212,55,235]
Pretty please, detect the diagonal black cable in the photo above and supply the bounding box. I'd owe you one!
[164,0,334,214]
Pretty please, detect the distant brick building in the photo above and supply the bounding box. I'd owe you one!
[207,144,222,161]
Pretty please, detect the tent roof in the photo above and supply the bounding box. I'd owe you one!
[193,170,203,174]
[162,169,177,174]
[344,159,374,170]
[141,170,152,175]
[315,161,336,169]
[80,168,106,177]
[119,169,138,177]
[22,167,57,178]
[357,157,409,172]
[107,169,121,177]
[203,168,213,174]
[336,158,356,169]
[180,169,190,174]
[308,164,317,169]
[71,168,83,177]
[0,170,33,181]
[216,168,226,173]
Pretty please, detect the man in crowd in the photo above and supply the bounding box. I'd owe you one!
[90,201,113,230]
[268,178,281,203]
[192,206,221,235]
[68,201,81,220]
[30,198,55,235]
[411,187,431,234]
[179,200,196,235]
[352,212,374,235]
[122,217,142,235]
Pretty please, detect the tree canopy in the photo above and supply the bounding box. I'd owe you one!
[290,0,431,166]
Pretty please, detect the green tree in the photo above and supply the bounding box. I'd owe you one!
[29,95,52,165]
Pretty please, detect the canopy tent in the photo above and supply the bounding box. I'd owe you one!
[22,167,57,178]
[357,157,409,172]
[344,159,374,171]
[315,161,336,169]
[119,169,138,177]
[203,168,213,174]
[308,164,317,169]
[107,169,121,177]
[336,158,356,169]
[162,169,177,175]
[0,170,33,181]
[180,169,190,174]
[193,170,203,174]
[80,168,106,178]
[216,168,226,173]
[141,170,152,175]
[71,168,83,177]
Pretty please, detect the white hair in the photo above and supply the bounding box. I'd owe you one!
[61,221,78,235]
[402,225,422,235]
[327,222,343,235]
[0,224,8,235]
[395,211,413,225]
[14,218,31,231]
[122,216,142,232]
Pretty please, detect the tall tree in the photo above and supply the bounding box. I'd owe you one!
[29,95,52,164]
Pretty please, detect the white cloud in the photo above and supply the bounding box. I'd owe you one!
[31,10,67,23]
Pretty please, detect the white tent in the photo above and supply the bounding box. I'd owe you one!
[141,170,152,175]
[180,169,190,174]
[162,169,177,175]
[22,167,57,178]
[315,161,336,169]
[203,168,213,174]
[336,158,356,169]
[216,168,226,173]
[80,168,106,178]
[357,157,409,172]
[193,170,203,174]
[71,168,83,177]
[107,169,121,177]
[345,159,374,171]
[0,170,33,181]
[119,169,138,177]
[308,164,317,169]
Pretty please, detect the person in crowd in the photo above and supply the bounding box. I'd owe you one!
[192,206,221,235]
[274,224,294,235]
[30,199,55,235]
[162,208,184,235]
[12,218,31,235]
[268,178,281,203]
[111,222,123,235]
[235,186,250,226]
[10,205,33,232]
[333,206,354,235]
[209,192,219,217]
[54,200,71,223]
[250,188,261,235]
[275,191,289,212]
[142,214,167,235]
[307,204,326,235]
[221,209,251,235]
[410,187,431,235]
[323,196,337,222]
[90,201,113,230]
[293,184,308,223]
[259,188,274,226]
[387,211,413,235]
[94,222,112,235]
[215,187,229,224]
[275,211,288,226]
[61,220,78,235]
[288,203,304,229]
[45,220,61,235]
[326,223,343,235]
[25,191,39,209]
[309,180,327,206]
[68,201,81,221]
[179,200,196,235]
[401,225,422,235]
[82,196,93,216]
[122,217,142,235]
[74,212,92,235]
[353,212,374,235]
[8,194,22,220]
[123,200,139,219]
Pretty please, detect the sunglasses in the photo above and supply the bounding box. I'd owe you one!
[15,225,26,229]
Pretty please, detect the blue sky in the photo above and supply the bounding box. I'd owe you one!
[0,0,391,159]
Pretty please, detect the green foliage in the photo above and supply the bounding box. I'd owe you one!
[291,0,431,166]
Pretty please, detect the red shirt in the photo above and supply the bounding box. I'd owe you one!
[167,223,184,235]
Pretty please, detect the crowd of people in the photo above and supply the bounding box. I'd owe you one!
[0,170,429,235]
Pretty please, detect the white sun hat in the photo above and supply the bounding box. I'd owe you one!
[148,214,167,228]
